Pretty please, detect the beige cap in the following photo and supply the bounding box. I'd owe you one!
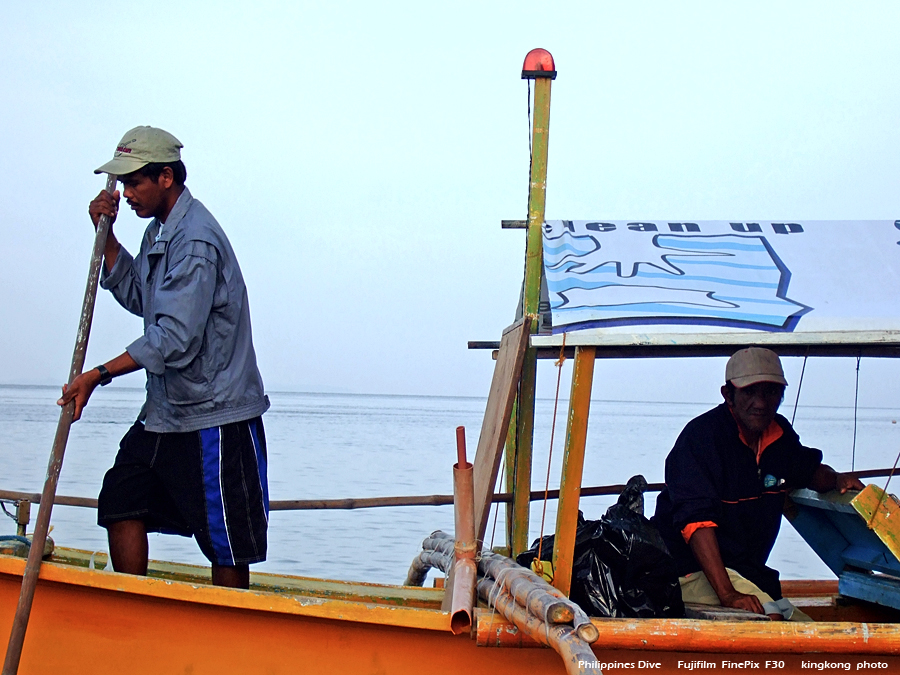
[94,126,183,175]
[725,347,788,388]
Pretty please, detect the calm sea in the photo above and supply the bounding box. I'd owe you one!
[2,384,898,584]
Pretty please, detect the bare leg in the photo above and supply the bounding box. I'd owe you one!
[107,519,148,575]
[212,563,249,589]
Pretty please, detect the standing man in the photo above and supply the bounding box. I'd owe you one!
[651,347,864,620]
[58,126,270,589]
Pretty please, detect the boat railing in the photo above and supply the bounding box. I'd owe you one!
[1,466,895,515]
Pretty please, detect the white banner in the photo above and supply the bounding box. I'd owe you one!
[542,221,900,335]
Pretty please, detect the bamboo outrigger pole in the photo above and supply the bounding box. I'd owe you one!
[2,174,117,675]
[508,48,556,557]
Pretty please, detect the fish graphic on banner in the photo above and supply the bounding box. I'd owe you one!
[542,221,811,333]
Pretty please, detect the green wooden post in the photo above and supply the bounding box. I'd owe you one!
[508,49,556,557]
[511,353,537,557]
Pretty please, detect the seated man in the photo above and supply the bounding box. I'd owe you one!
[651,347,864,620]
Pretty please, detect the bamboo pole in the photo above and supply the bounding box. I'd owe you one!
[424,535,574,625]
[475,613,900,654]
[510,50,555,558]
[409,526,600,671]
[404,549,450,587]
[3,174,117,675]
[417,532,597,642]
[552,346,596,597]
[480,614,900,654]
[476,578,595,675]
[480,550,598,643]
[0,465,890,512]
[484,563,574,624]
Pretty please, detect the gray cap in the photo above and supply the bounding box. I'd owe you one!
[94,126,183,175]
[725,347,788,388]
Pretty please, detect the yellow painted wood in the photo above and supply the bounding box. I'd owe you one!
[551,346,596,595]
[851,483,900,562]
[50,547,443,607]
[0,553,449,632]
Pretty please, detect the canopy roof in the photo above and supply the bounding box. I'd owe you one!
[534,220,900,356]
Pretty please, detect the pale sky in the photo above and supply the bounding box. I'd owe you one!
[3,1,900,407]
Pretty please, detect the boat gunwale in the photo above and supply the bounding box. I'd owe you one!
[5,549,900,654]
[0,551,451,632]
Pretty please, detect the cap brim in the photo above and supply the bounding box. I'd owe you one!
[731,374,788,388]
[94,156,149,175]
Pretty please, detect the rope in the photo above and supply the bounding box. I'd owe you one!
[1,500,19,524]
[510,380,520,545]
[486,565,515,644]
[488,460,505,552]
[868,448,900,529]
[536,333,567,568]
[852,354,861,471]
[790,352,808,426]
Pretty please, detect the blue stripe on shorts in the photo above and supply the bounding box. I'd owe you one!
[249,419,269,520]
[199,426,235,565]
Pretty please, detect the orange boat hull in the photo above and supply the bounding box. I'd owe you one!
[4,553,900,674]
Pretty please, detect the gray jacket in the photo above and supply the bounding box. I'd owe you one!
[101,187,269,432]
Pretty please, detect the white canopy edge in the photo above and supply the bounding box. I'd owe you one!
[531,329,900,350]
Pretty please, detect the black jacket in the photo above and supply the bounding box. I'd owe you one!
[651,403,821,599]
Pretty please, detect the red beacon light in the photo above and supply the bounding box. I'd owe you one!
[521,48,556,80]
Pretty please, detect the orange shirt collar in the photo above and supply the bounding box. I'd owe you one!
[727,405,783,462]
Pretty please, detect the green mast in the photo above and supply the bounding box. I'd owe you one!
[508,49,556,557]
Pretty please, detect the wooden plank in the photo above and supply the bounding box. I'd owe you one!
[469,344,900,359]
[532,329,900,351]
[0,555,450,634]
[839,569,900,612]
[851,484,900,563]
[473,317,532,546]
[45,548,443,607]
[788,487,900,578]
[551,346,596,596]
[784,491,853,576]
[683,603,770,621]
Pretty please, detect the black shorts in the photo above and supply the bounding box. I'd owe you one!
[97,417,269,566]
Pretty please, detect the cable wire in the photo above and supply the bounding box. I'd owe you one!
[852,354,861,471]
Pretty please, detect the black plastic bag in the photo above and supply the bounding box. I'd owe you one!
[517,475,684,618]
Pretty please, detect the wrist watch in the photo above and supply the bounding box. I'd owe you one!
[95,365,113,387]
